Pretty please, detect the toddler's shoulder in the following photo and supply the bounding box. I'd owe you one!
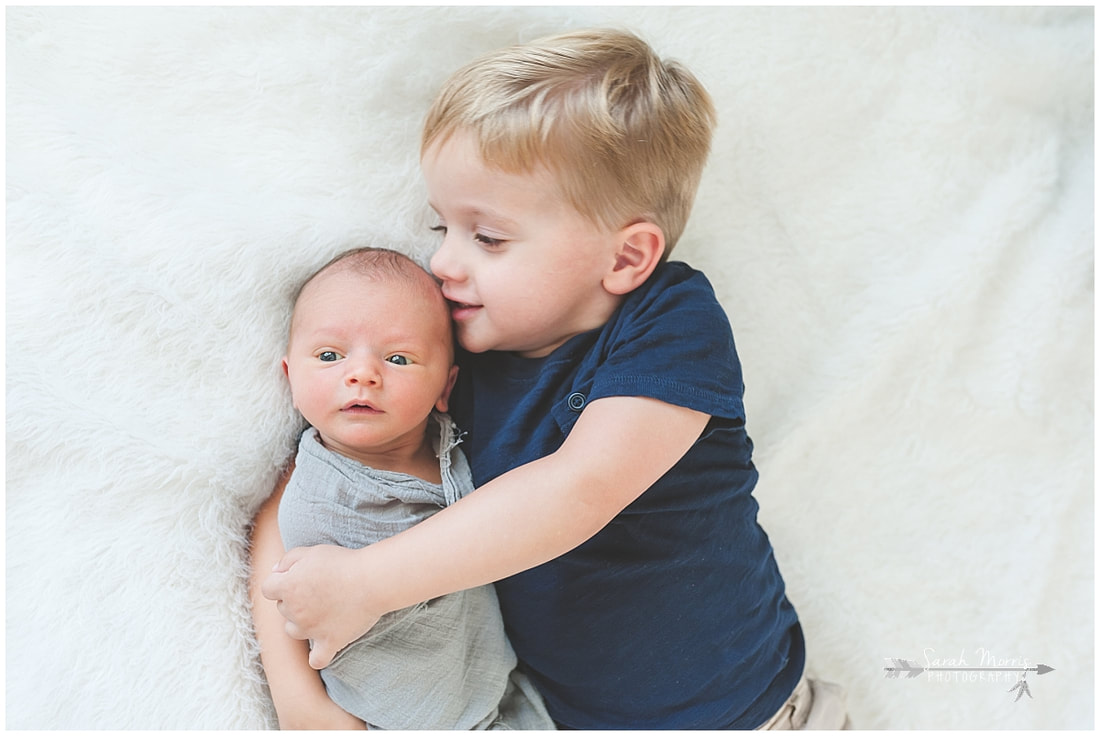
[618,260,731,335]
[632,260,722,307]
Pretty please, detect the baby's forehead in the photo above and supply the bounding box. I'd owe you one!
[300,259,439,303]
[290,265,451,336]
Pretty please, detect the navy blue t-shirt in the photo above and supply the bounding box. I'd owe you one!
[451,261,804,729]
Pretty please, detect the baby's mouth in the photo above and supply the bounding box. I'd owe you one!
[342,401,381,413]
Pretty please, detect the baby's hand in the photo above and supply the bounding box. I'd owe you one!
[261,544,382,670]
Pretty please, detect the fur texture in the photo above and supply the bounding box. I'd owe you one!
[6,6,1092,729]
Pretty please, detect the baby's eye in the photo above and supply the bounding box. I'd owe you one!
[386,354,411,366]
[429,224,447,236]
[318,351,342,362]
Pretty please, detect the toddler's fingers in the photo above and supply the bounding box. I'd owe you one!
[272,545,307,573]
[259,569,284,602]
[283,616,307,641]
[308,641,338,670]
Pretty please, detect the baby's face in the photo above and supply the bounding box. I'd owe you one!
[283,270,457,465]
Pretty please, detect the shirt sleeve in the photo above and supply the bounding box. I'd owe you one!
[585,262,747,422]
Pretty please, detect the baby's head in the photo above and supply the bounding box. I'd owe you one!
[284,248,458,463]
[421,28,716,256]
[288,248,453,345]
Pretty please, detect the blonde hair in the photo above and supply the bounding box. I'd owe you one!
[421,29,716,255]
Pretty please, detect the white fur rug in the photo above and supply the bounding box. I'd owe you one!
[6,6,1093,730]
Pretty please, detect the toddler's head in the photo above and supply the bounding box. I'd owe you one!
[283,248,457,464]
[421,28,716,255]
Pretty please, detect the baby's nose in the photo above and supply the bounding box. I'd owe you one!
[346,357,381,385]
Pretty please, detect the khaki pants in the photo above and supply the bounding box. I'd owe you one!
[756,677,851,730]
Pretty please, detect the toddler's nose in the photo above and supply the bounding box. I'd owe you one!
[429,237,464,283]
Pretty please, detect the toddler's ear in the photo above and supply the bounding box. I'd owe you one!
[603,222,665,295]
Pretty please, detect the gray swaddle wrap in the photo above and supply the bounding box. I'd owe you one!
[278,413,553,730]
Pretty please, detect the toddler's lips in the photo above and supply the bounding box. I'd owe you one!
[446,299,482,321]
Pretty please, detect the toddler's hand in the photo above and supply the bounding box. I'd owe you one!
[261,544,382,670]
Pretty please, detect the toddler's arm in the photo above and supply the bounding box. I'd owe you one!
[264,396,708,669]
[248,465,366,729]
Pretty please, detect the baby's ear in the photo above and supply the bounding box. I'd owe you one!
[436,365,460,412]
[282,357,299,409]
[603,222,665,295]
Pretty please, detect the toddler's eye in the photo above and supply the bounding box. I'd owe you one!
[475,233,504,248]
[386,354,411,366]
[318,351,342,362]
[429,225,447,236]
